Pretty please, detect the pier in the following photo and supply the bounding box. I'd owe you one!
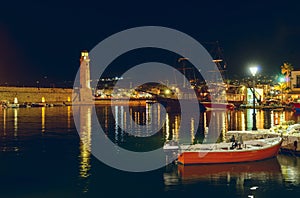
[0,86,72,104]
[227,129,300,155]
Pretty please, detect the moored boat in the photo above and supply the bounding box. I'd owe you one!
[1,100,19,108]
[164,137,282,165]
[201,102,235,110]
[31,103,47,107]
[291,102,300,112]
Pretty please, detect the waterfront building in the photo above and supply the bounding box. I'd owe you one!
[288,69,300,102]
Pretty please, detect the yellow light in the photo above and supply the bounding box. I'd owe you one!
[14,97,18,104]
[42,107,45,133]
[81,51,88,57]
[67,96,71,102]
[165,89,171,95]
[42,97,45,103]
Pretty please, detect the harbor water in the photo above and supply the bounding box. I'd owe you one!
[0,105,300,197]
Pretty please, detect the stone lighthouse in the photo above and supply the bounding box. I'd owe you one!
[79,50,92,102]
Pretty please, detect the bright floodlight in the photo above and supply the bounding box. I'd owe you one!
[279,77,285,83]
[249,67,258,76]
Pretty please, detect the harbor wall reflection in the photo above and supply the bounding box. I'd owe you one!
[1,107,300,152]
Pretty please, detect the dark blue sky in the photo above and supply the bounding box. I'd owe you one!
[0,0,299,86]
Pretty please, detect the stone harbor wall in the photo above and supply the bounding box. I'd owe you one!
[226,130,279,141]
[0,86,73,104]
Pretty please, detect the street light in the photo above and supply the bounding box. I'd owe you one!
[249,67,258,131]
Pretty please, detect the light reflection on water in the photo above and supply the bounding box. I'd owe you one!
[163,157,283,195]
[13,108,18,136]
[77,105,92,194]
[78,106,91,179]
[41,107,45,133]
[1,105,300,197]
[278,155,300,185]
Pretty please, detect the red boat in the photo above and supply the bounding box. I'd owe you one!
[291,102,300,112]
[164,137,282,165]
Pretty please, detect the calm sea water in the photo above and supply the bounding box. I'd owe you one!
[0,105,300,198]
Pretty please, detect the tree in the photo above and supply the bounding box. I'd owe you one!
[281,62,294,90]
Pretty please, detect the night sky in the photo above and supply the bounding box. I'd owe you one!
[0,0,300,86]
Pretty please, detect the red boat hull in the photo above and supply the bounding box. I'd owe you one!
[292,102,300,112]
[178,140,282,165]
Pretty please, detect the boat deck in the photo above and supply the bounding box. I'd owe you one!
[164,137,281,154]
[177,137,280,153]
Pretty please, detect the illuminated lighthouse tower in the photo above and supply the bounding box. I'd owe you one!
[79,50,92,102]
